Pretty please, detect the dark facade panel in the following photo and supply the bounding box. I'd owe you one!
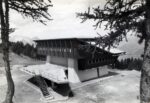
[35,38,121,67]
[36,39,80,58]
[78,56,118,70]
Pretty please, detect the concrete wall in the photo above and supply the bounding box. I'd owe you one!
[46,56,80,83]
[78,68,97,81]
[68,58,81,83]
[46,55,51,63]
[47,56,68,67]
[78,66,109,82]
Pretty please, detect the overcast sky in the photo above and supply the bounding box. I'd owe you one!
[10,0,107,40]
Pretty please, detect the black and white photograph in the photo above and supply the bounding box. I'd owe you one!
[0,0,149,103]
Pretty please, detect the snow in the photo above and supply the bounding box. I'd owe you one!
[0,65,141,103]
[105,48,125,54]
[73,69,140,103]
[33,37,96,40]
[21,63,68,83]
[0,52,44,67]
[89,41,125,54]
[100,70,140,103]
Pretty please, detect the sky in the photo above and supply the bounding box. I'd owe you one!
[10,0,107,40]
[8,0,144,56]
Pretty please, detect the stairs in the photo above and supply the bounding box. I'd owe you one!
[35,75,53,99]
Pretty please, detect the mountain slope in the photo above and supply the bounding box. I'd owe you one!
[0,52,44,67]
[118,36,144,59]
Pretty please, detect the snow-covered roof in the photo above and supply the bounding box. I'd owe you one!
[33,35,96,41]
[21,63,68,84]
[104,48,125,54]
[89,41,125,54]
[34,37,95,42]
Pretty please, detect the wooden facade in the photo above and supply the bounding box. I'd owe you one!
[35,38,123,70]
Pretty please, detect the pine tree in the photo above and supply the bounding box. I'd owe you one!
[0,1,52,103]
[77,0,150,102]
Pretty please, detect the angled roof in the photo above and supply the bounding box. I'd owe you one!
[35,37,125,56]
[34,37,96,42]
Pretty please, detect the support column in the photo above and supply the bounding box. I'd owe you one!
[97,67,100,78]
[68,58,80,83]
[46,55,51,63]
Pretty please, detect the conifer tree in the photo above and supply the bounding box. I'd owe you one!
[77,0,150,102]
[0,0,52,103]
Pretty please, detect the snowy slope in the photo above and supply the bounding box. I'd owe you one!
[73,69,140,103]
[0,64,140,103]
[118,36,144,59]
[101,70,140,103]
[0,52,44,67]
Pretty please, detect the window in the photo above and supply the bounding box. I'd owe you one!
[88,60,92,64]
[65,70,68,78]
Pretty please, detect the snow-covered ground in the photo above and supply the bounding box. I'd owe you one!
[0,65,140,103]
[21,63,68,83]
[0,52,44,67]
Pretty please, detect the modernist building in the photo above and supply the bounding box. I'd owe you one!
[33,38,124,83]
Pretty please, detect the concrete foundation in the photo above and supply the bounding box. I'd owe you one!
[68,58,81,83]
[46,56,109,84]
[78,67,109,81]
[46,55,51,63]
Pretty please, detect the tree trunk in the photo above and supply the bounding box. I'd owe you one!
[140,0,150,103]
[0,1,15,103]
[140,39,150,103]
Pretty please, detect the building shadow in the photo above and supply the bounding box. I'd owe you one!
[28,76,74,97]
[27,71,117,97]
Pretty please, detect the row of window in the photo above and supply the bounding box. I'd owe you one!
[88,58,115,64]
[37,41,72,48]
[38,47,73,55]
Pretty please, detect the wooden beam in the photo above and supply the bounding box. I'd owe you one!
[97,67,100,78]
[51,40,55,56]
[47,41,51,55]
[70,40,74,57]
[59,40,64,57]
[64,40,68,57]
[55,40,59,56]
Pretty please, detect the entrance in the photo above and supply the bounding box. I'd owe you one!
[28,76,72,96]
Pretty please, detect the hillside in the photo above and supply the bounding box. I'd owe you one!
[0,52,44,67]
[118,36,144,60]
